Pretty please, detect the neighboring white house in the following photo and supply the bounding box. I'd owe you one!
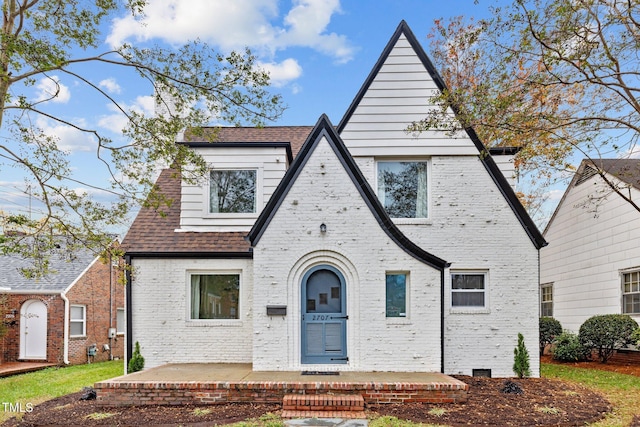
[540,159,640,333]
[121,21,546,378]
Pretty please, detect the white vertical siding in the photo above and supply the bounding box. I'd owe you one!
[541,176,640,332]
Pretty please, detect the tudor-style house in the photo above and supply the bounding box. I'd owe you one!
[121,21,546,378]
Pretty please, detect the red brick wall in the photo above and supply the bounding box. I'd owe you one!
[65,257,125,364]
[0,256,124,366]
[1,294,65,364]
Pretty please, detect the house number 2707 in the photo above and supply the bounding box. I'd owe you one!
[312,315,330,321]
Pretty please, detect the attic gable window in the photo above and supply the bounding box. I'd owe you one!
[209,169,256,214]
[377,161,428,219]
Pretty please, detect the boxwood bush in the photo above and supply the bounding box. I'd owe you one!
[578,314,639,363]
[552,331,589,362]
[539,317,562,356]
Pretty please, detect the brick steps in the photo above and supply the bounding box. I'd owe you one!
[282,394,366,419]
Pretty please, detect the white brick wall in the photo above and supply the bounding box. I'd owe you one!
[130,257,253,369]
[252,136,442,372]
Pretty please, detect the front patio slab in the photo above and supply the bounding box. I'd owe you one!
[94,363,468,407]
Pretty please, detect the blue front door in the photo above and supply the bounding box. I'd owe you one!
[301,265,347,364]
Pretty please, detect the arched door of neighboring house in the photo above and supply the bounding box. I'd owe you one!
[20,299,48,360]
[301,265,347,364]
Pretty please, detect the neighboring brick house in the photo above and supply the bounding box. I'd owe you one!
[541,159,640,333]
[0,241,124,365]
[122,21,546,377]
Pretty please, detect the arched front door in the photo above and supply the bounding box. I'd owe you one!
[20,299,48,360]
[301,265,347,364]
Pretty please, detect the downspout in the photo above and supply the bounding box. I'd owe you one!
[440,268,445,373]
[60,291,70,365]
[125,255,133,372]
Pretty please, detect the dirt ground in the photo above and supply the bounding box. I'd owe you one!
[3,357,639,427]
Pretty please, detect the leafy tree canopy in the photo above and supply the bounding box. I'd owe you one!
[412,0,640,216]
[0,0,284,276]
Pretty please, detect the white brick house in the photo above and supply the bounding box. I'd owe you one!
[122,21,546,378]
[540,159,640,333]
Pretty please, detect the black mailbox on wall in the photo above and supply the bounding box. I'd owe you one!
[266,305,287,316]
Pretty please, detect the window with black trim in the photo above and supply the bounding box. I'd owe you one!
[451,272,486,307]
[623,271,640,314]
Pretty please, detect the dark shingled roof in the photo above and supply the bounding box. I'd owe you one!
[0,244,97,293]
[592,159,640,190]
[121,126,314,256]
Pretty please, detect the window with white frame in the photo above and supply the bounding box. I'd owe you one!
[116,308,125,334]
[70,305,86,337]
[451,272,487,308]
[209,169,256,214]
[540,283,553,317]
[622,271,640,314]
[190,273,240,320]
[377,161,428,219]
[386,273,407,317]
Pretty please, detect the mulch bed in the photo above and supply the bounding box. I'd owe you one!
[5,356,640,426]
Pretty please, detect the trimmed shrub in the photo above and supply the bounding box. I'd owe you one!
[579,314,639,363]
[513,333,531,378]
[539,317,562,356]
[552,331,589,362]
[632,328,640,347]
[128,341,145,373]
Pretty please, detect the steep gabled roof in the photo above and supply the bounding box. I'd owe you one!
[338,20,547,250]
[121,126,313,257]
[544,158,640,235]
[247,115,449,270]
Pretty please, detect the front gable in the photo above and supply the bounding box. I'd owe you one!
[248,115,448,270]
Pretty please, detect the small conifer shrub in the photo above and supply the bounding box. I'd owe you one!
[513,333,531,378]
[128,341,145,373]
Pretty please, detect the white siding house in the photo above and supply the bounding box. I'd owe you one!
[122,21,545,378]
[540,159,640,333]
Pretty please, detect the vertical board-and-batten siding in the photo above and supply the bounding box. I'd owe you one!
[179,146,289,231]
[251,135,442,372]
[129,257,253,369]
[339,33,539,376]
[340,35,478,157]
[541,175,640,332]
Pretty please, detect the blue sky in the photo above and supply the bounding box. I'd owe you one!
[2,0,531,231]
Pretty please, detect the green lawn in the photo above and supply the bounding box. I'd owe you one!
[542,363,640,427]
[0,360,124,423]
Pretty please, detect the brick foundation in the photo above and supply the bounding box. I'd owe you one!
[95,379,468,407]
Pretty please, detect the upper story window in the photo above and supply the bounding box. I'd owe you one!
[540,283,553,317]
[209,169,256,214]
[377,161,428,219]
[622,271,640,314]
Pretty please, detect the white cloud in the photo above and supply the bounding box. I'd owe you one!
[545,188,565,201]
[106,0,354,63]
[99,78,122,95]
[36,117,96,153]
[258,58,303,87]
[35,76,71,104]
[98,95,155,133]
